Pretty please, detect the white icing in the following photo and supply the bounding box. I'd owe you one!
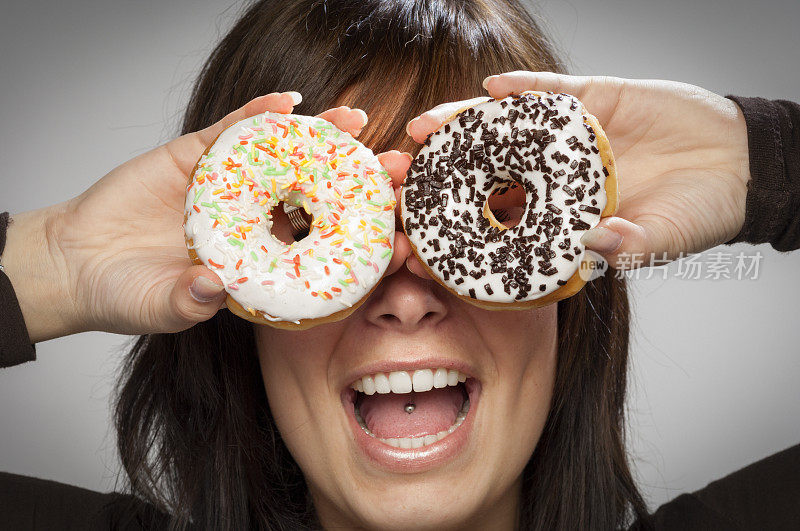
[402,92,608,303]
[184,112,395,322]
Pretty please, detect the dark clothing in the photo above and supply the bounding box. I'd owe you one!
[0,473,171,530]
[726,97,800,252]
[1,96,800,529]
[0,212,35,367]
[633,443,800,530]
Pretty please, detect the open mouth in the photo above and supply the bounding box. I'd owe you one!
[345,368,477,450]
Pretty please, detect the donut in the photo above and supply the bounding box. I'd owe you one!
[401,91,618,309]
[184,111,396,329]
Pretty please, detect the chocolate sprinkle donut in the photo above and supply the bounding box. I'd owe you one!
[401,92,611,303]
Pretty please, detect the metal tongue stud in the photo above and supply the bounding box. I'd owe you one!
[404,402,416,414]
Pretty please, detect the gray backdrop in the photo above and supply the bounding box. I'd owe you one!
[1,0,798,512]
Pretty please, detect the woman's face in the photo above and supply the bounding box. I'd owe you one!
[254,257,558,529]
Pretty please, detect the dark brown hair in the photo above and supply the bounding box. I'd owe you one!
[116,1,649,529]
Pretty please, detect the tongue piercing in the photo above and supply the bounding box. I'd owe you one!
[404,402,416,414]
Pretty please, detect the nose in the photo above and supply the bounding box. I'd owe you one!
[364,266,448,331]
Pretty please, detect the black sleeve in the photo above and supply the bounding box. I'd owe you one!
[724,97,800,252]
[634,443,800,530]
[0,471,172,530]
[0,212,36,368]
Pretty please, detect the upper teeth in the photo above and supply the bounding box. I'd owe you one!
[350,368,468,394]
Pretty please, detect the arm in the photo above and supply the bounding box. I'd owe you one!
[406,73,800,273]
[0,95,395,368]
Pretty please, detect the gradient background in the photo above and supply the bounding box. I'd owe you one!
[1,0,799,513]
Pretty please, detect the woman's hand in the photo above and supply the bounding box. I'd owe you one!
[4,93,410,342]
[407,72,751,269]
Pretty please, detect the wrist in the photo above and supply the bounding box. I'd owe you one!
[722,96,753,243]
[730,98,750,223]
[3,203,86,342]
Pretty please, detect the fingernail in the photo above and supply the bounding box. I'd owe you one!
[286,91,302,105]
[354,108,369,125]
[482,75,497,90]
[190,276,224,303]
[580,227,623,253]
[405,118,417,136]
[401,151,413,162]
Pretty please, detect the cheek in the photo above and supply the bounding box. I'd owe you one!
[514,308,558,458]
[255,330,310,437]
[471,305,558,473]
[253,324,343,453]
[469,304,558,374]
[256,323,352,483]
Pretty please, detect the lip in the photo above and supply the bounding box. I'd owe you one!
[341,356,479,389]
[340,376,481,473]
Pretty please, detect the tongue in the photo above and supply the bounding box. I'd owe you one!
[359,386,464,439]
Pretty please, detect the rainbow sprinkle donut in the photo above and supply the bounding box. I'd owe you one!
[184,112,396,329]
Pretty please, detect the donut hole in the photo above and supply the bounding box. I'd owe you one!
[484,184,526,230]
[271,200,313,244]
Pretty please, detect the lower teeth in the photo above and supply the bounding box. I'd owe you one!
[355,399,470,449]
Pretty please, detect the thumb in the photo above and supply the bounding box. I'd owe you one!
[163,265,227,331]
[580,216,685,269]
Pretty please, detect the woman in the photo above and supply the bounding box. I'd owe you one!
[1,0,798,529]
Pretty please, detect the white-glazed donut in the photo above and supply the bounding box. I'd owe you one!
[184,111,396,329]
[401,91,618,309]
